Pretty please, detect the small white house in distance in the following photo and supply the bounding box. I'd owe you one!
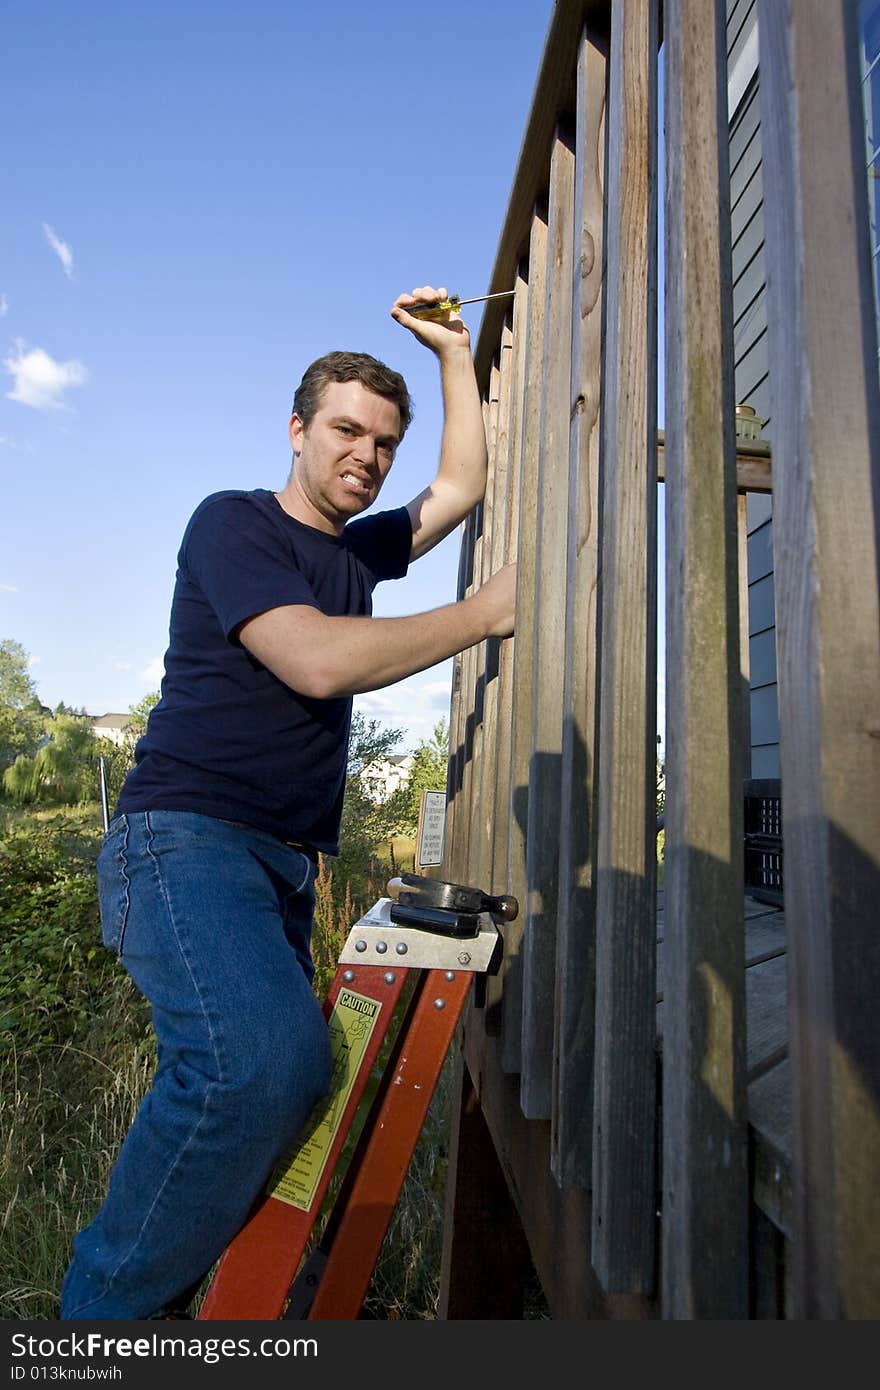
[361,753,414,804]
[90,713,133,747]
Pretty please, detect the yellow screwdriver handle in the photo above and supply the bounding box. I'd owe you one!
[405,296,461,321]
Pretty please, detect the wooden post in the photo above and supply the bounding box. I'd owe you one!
[662,0,748,1318]
[551,19,607,1188]
[444,510,478,885]
[484,282,530,1034]
[502,206,549,1075]
[475,326,515,906]
[438,1050,533,1318]
[521,123,576,1119]
[489,294,527,902]
[466,370,501,891]
[590,0,659,1292]
[454,437,487,884]
[758,0,880,1319]
[443,512,476,883]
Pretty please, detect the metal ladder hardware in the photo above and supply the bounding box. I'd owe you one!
[198,877,515,1321]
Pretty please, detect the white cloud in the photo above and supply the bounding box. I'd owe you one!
[0,583,18,593]
[419,679,455,699]
[142,657,165,685]
[355,669,453,750]
[43,222,74,278]
[28,654,41,668]
[0,294,8,317]
[0,434,34,453]
[113,661,133,672]
[4,341,89,411]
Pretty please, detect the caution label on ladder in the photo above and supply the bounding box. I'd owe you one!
[266,987,382,1212]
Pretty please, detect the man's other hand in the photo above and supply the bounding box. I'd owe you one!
[473,562,517,639]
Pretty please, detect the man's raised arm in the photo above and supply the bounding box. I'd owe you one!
[391,285,488,562]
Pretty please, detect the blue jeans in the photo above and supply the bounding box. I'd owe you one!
[60,811,332,1320]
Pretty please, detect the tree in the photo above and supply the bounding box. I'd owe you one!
[126,690,160,744]
[3,715,102,806]
[0,638,45,775]
[1,689,162,810]
[97,690,162,808]
[334,711,406,908]
[386,719,450,837]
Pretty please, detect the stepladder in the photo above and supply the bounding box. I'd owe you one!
[197,873,516,1321]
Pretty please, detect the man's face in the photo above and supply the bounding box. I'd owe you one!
[288,379,401,532]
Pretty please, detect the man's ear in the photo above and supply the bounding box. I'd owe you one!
[288,413,305,455]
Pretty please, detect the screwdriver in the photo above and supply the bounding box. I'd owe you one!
[404,289,516,322]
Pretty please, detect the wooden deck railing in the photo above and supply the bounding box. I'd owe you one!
[438,0,879,1320]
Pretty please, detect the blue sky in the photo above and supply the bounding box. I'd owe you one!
[2,2,667,755]
[0,0,555,751]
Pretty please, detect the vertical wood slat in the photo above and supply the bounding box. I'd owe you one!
[475,327,515,904]
[444,511,478,883]
[481,276,528,1034]
[521,123,577,1119]
[457,388,496,887]
[490,270,530,904]
[590,0,659,1291]
[662,0,748,1318]
[758,0,880,1320]
[445,505,478,876]
[466,369,501,895]
[551,21,607,1187]
[450,502,481,886]
[455,483,486,884]
[502,207,549,1076]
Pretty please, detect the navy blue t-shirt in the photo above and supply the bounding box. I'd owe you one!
[116,488,412,853]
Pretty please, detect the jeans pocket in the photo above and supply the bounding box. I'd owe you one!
[96,816,131,958]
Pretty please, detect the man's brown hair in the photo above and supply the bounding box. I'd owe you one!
[292,351,414,437]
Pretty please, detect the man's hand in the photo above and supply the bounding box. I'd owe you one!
[471,562,517,638]
[393,282,487,562]
[391,285,471,358]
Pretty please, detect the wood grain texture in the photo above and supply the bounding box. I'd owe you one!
[443,513,477,882]
[473,0,608,392]
[455,498,483,884]
[590,0,659,1292]
[657,431,772,492]
[521,124,577,1119]
[551,19,607,1188]
[490,281,529,902]
[474,328,515,906]
[484,281,530,1032]
[437,1048,532,1318]
[662,0,749,1319]
[462,1030,656,1320]
[758,0,880,1320]
[501,207,549,1075]
[466,367,500,901]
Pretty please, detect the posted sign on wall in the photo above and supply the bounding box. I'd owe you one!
[416,789,446,869]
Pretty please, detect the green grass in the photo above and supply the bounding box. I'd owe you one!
[0,979,155,1319]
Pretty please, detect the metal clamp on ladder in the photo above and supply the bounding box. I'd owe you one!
[198,874,516,1321]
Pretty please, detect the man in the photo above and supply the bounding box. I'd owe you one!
[60,285,516,1319]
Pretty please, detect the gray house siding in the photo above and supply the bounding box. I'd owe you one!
[727,0,779,778]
